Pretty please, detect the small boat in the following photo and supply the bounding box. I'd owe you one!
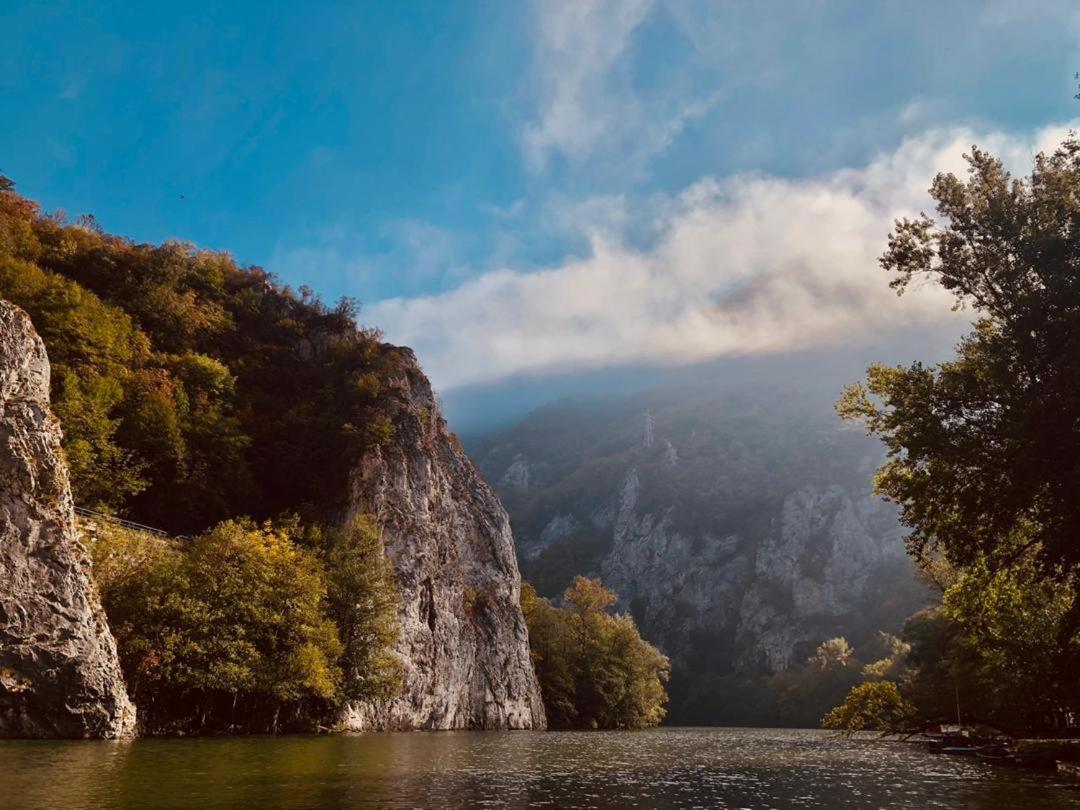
[940,744,1001,756]
[976,747,1020,766]
[1058,761,1080,781]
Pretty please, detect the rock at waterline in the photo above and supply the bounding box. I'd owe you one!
[0,300,135,738]
[340,347,546,730]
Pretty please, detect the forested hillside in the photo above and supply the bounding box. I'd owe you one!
[0,175,396,533]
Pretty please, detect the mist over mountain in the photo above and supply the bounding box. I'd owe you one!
[444,322,962,438]
[465,353,941,725]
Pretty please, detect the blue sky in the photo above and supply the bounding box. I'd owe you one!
[3,1,1079,392]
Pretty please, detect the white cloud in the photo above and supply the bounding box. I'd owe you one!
[520,0,725,173]
[369,123,1077,391]
[521,0,652,170]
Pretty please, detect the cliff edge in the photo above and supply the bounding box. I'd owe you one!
[0,301,135,738]
[341,347,545,730]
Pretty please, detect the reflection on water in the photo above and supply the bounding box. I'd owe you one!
[1,727,1077,808]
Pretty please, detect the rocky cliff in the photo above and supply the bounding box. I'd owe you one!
[341,347,545,730]
[0,301,135,738]
[473,383,932,723]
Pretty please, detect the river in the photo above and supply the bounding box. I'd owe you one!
[1,727,1076,808]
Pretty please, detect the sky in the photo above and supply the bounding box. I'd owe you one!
[3,1,1080,409]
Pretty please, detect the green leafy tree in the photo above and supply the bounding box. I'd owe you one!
[521,582,578,725]
[522,577,669,730]
[307,515,402,702]
[838,136,1080,583]
[836,134,1080,732]
[940,558,1077,724]
[0,254,147,507]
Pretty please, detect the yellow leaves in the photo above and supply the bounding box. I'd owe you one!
[87,516,394,729]
[822,680,915,736]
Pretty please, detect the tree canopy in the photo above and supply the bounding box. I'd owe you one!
[838,136,1080,582]
[831,134,1080,735]
[0,183,400,533]
[522,577,669,730]
[89,516,399,734]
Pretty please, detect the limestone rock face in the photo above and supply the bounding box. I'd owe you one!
[473,388,932,715]
[0,301,135,738]
[341,347,545,730]
[599,472,908,674]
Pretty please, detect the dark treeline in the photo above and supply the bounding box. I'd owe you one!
[825,135,1080,735]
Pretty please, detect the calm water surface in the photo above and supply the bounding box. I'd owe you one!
[1,727,1077,809]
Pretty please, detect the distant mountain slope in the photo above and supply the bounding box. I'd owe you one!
[471,381,932,724]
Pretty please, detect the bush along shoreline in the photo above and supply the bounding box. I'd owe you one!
[85,513,400,735]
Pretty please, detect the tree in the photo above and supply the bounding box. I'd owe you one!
[940,558,1077,724]
[835,134,1080,732]
[309,516,401,702]
[90,519,346,733]
[521,577,669,730]
[521,582,578,726]
[838,136,1080,584]
[807,637,854,671]
[822,681,916,736]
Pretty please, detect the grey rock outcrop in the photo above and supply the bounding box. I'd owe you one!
[600,471,908,673]
[0,301,135,738]
[341,347,545,730]
[473,387,932,717]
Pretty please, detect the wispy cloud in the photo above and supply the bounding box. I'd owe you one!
[519,0,726,174]
[520,0,652,171]
[370,123,1076,390]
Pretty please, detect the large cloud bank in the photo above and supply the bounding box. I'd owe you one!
[370,124,1074,390]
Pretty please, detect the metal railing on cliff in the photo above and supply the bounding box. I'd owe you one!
[73,506,191,540]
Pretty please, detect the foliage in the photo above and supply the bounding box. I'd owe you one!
[818,576,1074,734]
[860,633,910,681]
[0,184,399,532]
[300,516,402,702]
[521,577,669,730]
[822,681,916,736]
[89,516,399,734]
[807,637,854,671]
[837,135,1080,583]
[934,558,1077,726]
[835,134,1080,733]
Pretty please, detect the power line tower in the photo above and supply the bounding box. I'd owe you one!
[643,408,654,449]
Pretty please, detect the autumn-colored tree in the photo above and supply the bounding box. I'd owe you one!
[0,181,399,533]
[90,519,348,733]
[822,681,915,736]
